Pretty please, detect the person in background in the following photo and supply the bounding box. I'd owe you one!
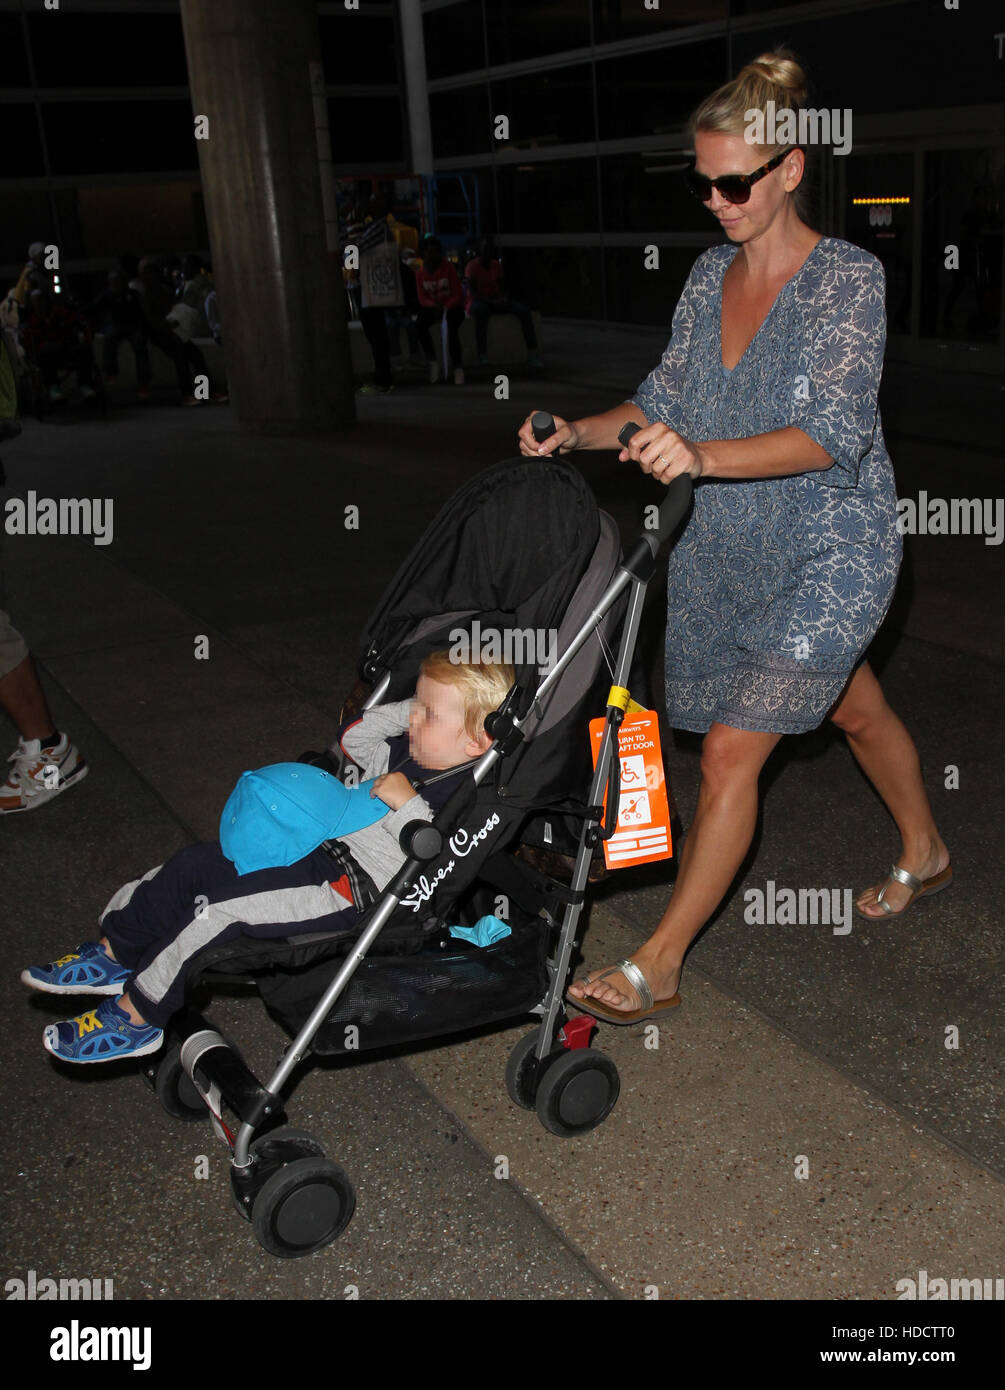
[128,256,225,407]
[0,639,89,814]
[93,270,151,400]
[11,242,53,308]
[464,238,542,369]
[414,237,466,386]
[347,195,403,396]
[178,254,213,332]
[20,290,99,403]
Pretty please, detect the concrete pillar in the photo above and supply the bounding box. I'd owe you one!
[399,0,434,176]
[179,0,354,433]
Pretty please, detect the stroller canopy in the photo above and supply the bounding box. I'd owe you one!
[358,456,601,698]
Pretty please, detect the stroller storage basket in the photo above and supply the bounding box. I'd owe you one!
[257,905,551,1056]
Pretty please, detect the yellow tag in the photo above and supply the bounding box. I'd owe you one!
[77,1010,101,1036]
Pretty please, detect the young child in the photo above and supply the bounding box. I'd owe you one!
[22,652,513,1064]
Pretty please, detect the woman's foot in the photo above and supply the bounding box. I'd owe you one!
[856,840,951,918]
[567,947,682,1015]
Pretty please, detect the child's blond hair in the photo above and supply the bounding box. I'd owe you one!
[420,651,514,740]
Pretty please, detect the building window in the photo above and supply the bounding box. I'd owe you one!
[843,151,914,336]
[921,149,1003,344]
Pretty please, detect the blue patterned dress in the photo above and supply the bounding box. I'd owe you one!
[631,235,902,734]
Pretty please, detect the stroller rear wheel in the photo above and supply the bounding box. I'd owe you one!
[251,1157,356,1258]
[151,1041,210,1122]
[535,1049,620,1137]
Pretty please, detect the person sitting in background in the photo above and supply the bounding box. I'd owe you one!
[93,270,151,400]
[129,255,226,407]
[414,237,466,386]
[20,290,99,403]
[203,276,222,346]
[178,254,213,330]
[464,238,542,370]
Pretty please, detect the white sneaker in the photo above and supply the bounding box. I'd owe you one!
[453,367,465,386]
[428,360,440,385]
[0,734,89,813]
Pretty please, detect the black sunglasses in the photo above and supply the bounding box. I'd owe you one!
[684,149,793,205]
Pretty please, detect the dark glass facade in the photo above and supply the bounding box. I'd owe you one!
[1,0,1001,362]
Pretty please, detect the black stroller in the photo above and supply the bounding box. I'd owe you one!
[142,419,692,1258]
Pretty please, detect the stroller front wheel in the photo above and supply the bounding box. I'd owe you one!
[251,1156,356,1258]
[535,1049,620,1138]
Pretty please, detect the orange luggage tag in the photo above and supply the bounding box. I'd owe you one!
[589,701,673,869]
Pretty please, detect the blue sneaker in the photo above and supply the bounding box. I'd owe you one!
[21,941,129,996]
[43,998,164,1065]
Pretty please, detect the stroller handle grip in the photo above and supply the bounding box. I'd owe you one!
[530,410,555,444]
[618,421,694,552]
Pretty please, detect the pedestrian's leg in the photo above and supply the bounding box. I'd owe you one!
[414,307,437,360]
[0,633,88,812]
[446,307,465,370]
[38,346,61,389]
[73,342,99,393]
[415,307,441,382]
[360,306,392,388]
[828,661,950,915]
[101,330,119,379]
[132,330,152,389]
[0,650,55,743]
[471,300,490,356]
[184,339,209,390]
[568,723,782,1010]
[147,323,193,394]
[508,298,538,349]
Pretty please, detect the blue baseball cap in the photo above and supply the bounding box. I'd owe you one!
[219,763,390,875]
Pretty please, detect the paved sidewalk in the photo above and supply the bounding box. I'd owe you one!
[407,901,1003,1300]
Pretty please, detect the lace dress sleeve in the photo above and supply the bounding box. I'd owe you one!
[790,255,887,489]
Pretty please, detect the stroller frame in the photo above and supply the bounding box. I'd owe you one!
[157,453,693,1257]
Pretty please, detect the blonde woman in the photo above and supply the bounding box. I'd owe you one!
[519,50,951,1023]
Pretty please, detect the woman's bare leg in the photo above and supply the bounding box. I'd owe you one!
[829,662,949,915]
[568,722,782,1012]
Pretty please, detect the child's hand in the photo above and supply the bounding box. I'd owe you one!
[370,772,415,810]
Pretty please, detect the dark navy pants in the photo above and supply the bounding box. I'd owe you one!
[100,841,358,1028]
